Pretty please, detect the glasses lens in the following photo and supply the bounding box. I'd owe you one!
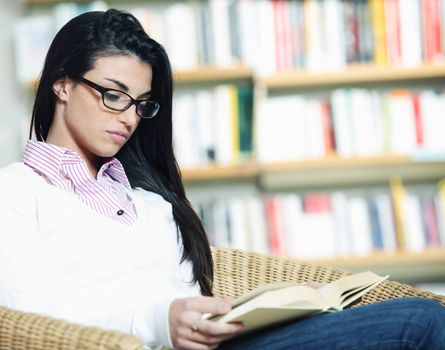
[103,90,132,111]
[137,100,160,119]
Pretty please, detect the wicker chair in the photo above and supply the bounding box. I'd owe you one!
[1,247,444,350]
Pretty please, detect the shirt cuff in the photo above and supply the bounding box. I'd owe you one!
[132,298,175,349]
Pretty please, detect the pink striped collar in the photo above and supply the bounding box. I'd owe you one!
[22,140,132,190]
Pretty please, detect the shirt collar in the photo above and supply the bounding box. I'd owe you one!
[23,140,132,190]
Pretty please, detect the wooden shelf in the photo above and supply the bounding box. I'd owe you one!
[256,64,445,89]
[180,155,445,187]
[173,66,252,84]
[27,64,445,89]
[259,154,445,190]
[25,0,89,3]
[181,162,258,182]
[26,66,253,90]
[302,248,445,283]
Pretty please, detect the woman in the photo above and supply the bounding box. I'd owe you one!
[0,9,443,350]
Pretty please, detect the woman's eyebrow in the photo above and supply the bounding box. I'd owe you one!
[105,78,128,91]
[105,77,152,97]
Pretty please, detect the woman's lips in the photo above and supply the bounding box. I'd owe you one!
[107,131,128,144]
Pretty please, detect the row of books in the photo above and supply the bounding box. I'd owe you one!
[173,85,253,167]
[194,179,445,259]
[129,0,445,73]
[173,84,445,167]
[17,0,445,83]
[257,88,445,163]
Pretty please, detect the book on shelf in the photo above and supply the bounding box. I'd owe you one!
[370,0,387,64]
[165,3,198,70]
[208,271,388,334]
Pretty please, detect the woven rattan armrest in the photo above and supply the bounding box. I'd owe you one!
[210,247,445,307]
[0,306,143,350]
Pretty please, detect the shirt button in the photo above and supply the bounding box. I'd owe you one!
[117,209,124,216]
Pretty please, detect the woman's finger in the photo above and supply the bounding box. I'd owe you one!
[195,319,243,336]
[183,296,232,315]
[174,337,219,350]
[180,319,243,345]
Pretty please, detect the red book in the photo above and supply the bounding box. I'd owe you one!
[384,0,401,65]
[273,0,293,71]
[421,0,443,62]
[303,194,332,213]
[320,100,336,154]
[273,0,286,72]
[411,93,424,146]
[264,197,286,255]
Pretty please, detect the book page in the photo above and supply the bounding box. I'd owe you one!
[319,271,388,310]
[213,284,326,323]
[231,282,299,308]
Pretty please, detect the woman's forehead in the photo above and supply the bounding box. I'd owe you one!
[88,54,153,92]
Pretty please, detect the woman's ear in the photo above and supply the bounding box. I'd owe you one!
[52,77,71,101]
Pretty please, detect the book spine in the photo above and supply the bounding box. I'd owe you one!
[367,198,385,251]
[412,93,425,147]
[390,177,407,250]
[273,0,286,72]
[343,0,360,63]
[422,0,443,62]
[422,198,442,246]
[265,197,286,256]
[384,0,402,65]
[370,0,388,64]
[399,0,423,67]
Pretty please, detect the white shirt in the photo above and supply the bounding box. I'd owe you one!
[0,162,201,349]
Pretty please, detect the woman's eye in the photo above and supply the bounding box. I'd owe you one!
[104,91,124,102]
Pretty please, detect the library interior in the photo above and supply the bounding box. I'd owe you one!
[1,0,445,300]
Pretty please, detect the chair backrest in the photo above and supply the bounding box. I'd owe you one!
[210,246,445,308]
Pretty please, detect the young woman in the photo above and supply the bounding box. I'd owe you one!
[0,9,444,350]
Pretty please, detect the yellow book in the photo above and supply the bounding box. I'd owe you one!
[390,177,407,250]
[209,271,388,335]
[370,0,387,64]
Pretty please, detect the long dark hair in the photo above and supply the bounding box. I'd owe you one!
[30,9,213,296]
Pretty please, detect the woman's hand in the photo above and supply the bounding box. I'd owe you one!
[169,296,243,349]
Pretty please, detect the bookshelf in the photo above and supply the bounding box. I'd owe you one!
[259,155,445,190]
[182,162,258,182]
[257,64,445,90]
[17,0,445,285]
[183,155,445,189]
[174,66,252,85]
[305,247,445,283]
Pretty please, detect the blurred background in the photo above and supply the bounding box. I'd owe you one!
[1,0,445,294]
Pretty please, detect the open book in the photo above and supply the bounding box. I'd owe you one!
[209,271,388,334]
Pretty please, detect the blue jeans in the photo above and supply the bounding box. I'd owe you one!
[218,298,445,349]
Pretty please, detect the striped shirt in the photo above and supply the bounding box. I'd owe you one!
[22,140,136,226]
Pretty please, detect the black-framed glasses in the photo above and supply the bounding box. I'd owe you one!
[79,77,160,119]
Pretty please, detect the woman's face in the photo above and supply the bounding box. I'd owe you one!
[48,54,153,171]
